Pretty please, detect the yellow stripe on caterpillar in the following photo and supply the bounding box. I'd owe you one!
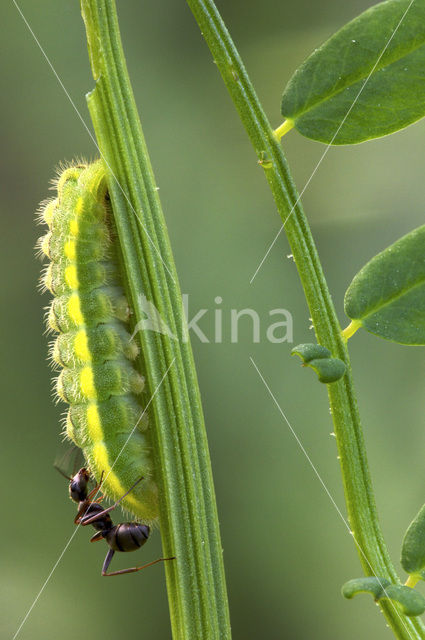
[90,441,139,509]
[86,403,103,440]
[64,264,79,290]
[64,239,76,260]
[67,293,84,325]
[75,196,84,216]
[69,218,79,236]
[80,366,97,400]
[74,329,92,362]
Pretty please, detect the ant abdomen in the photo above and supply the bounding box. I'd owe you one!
[106,523,150,553]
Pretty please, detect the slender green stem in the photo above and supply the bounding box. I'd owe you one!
[80,2,231,639]
[185,1,425,637]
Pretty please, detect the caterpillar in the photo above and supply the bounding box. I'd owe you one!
[37,160,158,523]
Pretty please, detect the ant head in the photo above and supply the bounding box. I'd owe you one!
[69,467,91,503]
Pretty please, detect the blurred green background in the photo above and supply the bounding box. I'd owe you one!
[2,1,425,638]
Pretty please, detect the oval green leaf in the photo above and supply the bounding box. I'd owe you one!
[308,358,346,384]
[344,225,425,345]
[291,343,331,362]
[381,585,425,617]
[342,577,425,616]
[402,503,425,575]
[342,576,391,600]
[291,344,346,383]
[281,0,425,145]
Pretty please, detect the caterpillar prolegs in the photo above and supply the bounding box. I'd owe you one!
[38,160,158,522]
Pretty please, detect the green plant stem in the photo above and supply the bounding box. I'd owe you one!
[185,1,425,638]
[79,2,231,639]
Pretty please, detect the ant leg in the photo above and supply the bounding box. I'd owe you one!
[74,500,94,524]
[86,470,105,502]
[74,509,85,525]
[90,531,105,543]
[81,476,144,526]
[101,551,176,577]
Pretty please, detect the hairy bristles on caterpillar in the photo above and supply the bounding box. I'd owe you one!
[38,160,158,522]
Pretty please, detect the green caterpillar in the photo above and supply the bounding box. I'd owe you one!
[38,160,158,522]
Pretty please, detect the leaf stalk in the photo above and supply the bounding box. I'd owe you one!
[273,118,294,140]
[341,319,362,341]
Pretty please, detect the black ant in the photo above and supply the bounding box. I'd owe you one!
[63,466,175,576]
[64,466,111,529]
[56,458,107,523]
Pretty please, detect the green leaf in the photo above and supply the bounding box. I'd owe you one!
[342,578,425,616]
[281,0,425,145]
[307,358,346,383]
[342,576,391,600]
[344,225,425,345]
[382,586,425,617]
[291,343,346,383]
[402,504,425,575]
[291,343,331,362]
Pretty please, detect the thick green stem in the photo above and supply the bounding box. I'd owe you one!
[185,1,425,638]
[79,2,231,639]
